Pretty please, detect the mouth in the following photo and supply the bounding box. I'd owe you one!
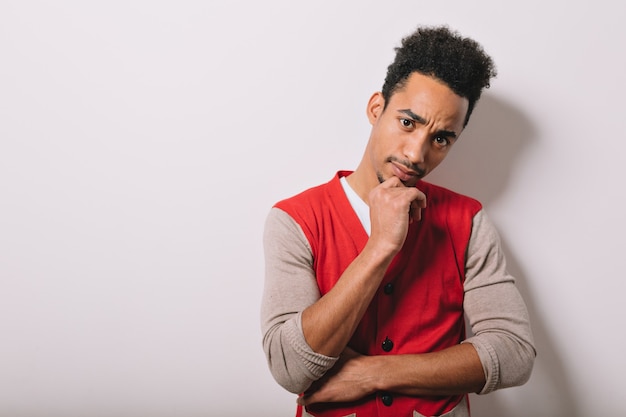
[390,161,422,183]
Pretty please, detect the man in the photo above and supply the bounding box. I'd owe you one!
[261,26,535,417]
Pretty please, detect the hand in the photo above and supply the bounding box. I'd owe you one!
[368,176,426,252]
[297,348,376,406]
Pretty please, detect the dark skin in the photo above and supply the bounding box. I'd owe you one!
[298,72,485,406]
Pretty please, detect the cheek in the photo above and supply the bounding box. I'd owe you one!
[369,122,402,161]
[428,151,448,167]
[369,130,389,154]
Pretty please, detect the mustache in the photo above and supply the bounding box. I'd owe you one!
[386,156,426,177]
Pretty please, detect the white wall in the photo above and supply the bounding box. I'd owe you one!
[1,1,624,416]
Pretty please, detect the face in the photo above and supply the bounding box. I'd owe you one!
[363,72,469,189]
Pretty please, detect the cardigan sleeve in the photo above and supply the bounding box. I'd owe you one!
[260,207,339,394]
[462,209,537,394]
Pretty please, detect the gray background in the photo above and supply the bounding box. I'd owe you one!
[1,1,624,416]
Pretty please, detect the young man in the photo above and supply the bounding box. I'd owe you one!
[261,26,536,417]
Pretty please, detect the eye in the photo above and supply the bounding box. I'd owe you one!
[399,118,414,129]
[433,136,450,147]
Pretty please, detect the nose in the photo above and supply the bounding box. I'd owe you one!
[403,132,429,166]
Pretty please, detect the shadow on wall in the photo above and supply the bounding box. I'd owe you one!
[430,94,581,417]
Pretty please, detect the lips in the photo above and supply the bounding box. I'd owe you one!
[391,162,418,182]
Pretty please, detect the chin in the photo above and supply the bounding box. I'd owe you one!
[401,178,420,187]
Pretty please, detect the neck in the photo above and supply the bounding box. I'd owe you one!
[346,161,378,206]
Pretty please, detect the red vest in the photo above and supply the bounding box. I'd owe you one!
[275,171,482,417]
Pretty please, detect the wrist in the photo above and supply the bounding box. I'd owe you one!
[361,354,386,392]
[362,237,400,265]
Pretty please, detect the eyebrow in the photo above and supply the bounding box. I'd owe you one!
[398,109,458,138]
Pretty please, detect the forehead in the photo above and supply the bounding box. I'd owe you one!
[388,72,469,128]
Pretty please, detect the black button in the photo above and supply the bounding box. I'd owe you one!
[383,283,394,295]
[381,393,393,406]
[381,337,393,352]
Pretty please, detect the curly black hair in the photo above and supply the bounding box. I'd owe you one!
[381,26,497,126]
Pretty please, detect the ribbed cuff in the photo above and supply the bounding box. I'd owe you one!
[462,337,499,394]
[284,312,339,379]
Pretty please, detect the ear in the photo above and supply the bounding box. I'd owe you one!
[366,92,385,124]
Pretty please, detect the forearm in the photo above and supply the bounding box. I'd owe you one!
[370,343,485,396]
[301,241,395,357]
[269,176,425,361]
[299,344,485,407]
[262,209,400,390]
[302,177,423,357]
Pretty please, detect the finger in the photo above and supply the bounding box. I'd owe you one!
[411,188,427,207]
[409,201,422,223]
[408,192,427,222]
[379,176,404,188]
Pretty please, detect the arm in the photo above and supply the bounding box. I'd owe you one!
[301,176,425,357]
[298,344,485,406]
[261,208,338,394]
[462,209,536,393]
